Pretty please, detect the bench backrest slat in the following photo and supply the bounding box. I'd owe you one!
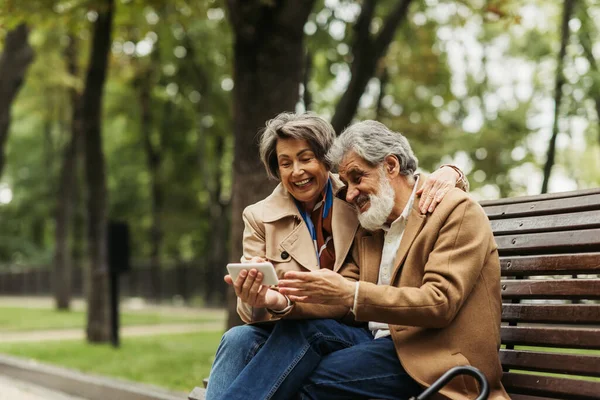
[500,253,600,276]
[484,193,600,219]
[501,279,600,299]
[502,373,600,400]
[484,189,600,399]
[490,210,600,235]
[500,349,600,377]
[494,228,600,255]
[500,326,600,349]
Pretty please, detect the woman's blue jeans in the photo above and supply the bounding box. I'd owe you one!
[205,318,420,400]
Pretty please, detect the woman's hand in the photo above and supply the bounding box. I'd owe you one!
[278,269,355,307]
[417,166,460,214]
[224,256,289,311]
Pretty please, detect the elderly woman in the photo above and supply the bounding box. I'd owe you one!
[205,112,468,400]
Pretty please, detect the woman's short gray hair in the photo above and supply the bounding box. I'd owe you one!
[328,120,418,177]
[259,112,336,180]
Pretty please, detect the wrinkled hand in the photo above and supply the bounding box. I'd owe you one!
[278,269,355,306]
[417,166,459,214]
[224,267,287,310]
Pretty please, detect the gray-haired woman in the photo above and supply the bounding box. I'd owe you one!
[205,112,468,400]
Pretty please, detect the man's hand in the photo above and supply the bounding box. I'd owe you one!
[224,268,288,310]
[278,269,355,307]
[417,166,459,214]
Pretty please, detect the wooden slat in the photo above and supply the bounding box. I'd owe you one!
[480,188,600,207]
[500,254,600,276]
[484,194,600,220]
[502,372,600,400]
[501,279,600,300]
[500,350,600,377]
[502,304,600,324]
[490,210,600,235]
[509,395,563,400]
[501,326,600,349]
[495,229,600,255]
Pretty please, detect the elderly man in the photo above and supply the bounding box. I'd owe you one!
[278,120,509,399]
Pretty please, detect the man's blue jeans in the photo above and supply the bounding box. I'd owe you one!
[205,318,372,400]
[205,319,420,400]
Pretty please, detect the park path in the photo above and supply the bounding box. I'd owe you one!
[0,374,86,400]
[0,321,224,344]
[0,295,226,343]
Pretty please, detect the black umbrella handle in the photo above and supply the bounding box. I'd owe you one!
[409,366,490,400]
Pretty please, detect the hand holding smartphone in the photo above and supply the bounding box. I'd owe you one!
[226,262,279,286]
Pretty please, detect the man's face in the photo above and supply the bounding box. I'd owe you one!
[338,151,395,230]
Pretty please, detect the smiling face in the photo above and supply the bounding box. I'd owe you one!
[276,138,330,210]
[338,151,396,230]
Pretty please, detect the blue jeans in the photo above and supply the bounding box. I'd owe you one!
[300,336,422,399]
[205,318,374,400]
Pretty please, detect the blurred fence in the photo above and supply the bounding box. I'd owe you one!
[0,263,207,302]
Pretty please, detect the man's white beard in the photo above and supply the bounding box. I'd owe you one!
[357,169,395,231]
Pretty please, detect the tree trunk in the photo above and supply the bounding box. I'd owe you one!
[331,0,413,134]
[138,64,163,303]
[541,0,575,194]
[82,0,115,343]
[0,23,34,178]
[205,135,230,306]
[54,36,82,310]
[225,0,316,329]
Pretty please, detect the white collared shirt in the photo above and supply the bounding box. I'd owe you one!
[352,176,420,339]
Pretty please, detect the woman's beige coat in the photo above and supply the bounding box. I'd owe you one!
[238,173,359,323]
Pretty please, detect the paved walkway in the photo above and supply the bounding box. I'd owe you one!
[0,322,224,344]
[0,375,86,400]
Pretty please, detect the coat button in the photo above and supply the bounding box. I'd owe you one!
[281,251,289,260]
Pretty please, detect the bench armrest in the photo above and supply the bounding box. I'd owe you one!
[409,366,489,400]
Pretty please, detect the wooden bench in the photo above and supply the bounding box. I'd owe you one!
[480,187,600,400]
[189,188,600,400]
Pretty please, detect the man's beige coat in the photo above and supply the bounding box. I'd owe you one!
[343,185,509,399]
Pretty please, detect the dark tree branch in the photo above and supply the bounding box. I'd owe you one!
[541,0,575,194]
[303,50,313,110]
[375,67,389,120]
[331,0,413,133]
[374,0,412,59]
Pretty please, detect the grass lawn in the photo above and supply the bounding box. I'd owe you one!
[0,307,220,332]
[0,331,223,392]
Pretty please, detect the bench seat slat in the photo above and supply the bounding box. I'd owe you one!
[501,279,600,300]
[500,349,600,377]
[500,254,600,276]
[484,194,600,219]
[501,326,600,349]
[502,304,600,324]
[502,372,600,400]
[490,210,600,235]
[495,229,600,255]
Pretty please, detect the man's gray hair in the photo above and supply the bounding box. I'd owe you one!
[259,112,336,180]
[328,120,418,177]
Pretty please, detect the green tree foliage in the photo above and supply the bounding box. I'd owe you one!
[0,0,598,308]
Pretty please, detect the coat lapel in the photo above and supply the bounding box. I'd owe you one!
[391,200,426,283]
[279,222,319,271]
[360,230,384,284]
[331,197,359,272]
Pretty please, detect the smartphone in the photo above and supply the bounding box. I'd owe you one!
[226,262,279,286]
